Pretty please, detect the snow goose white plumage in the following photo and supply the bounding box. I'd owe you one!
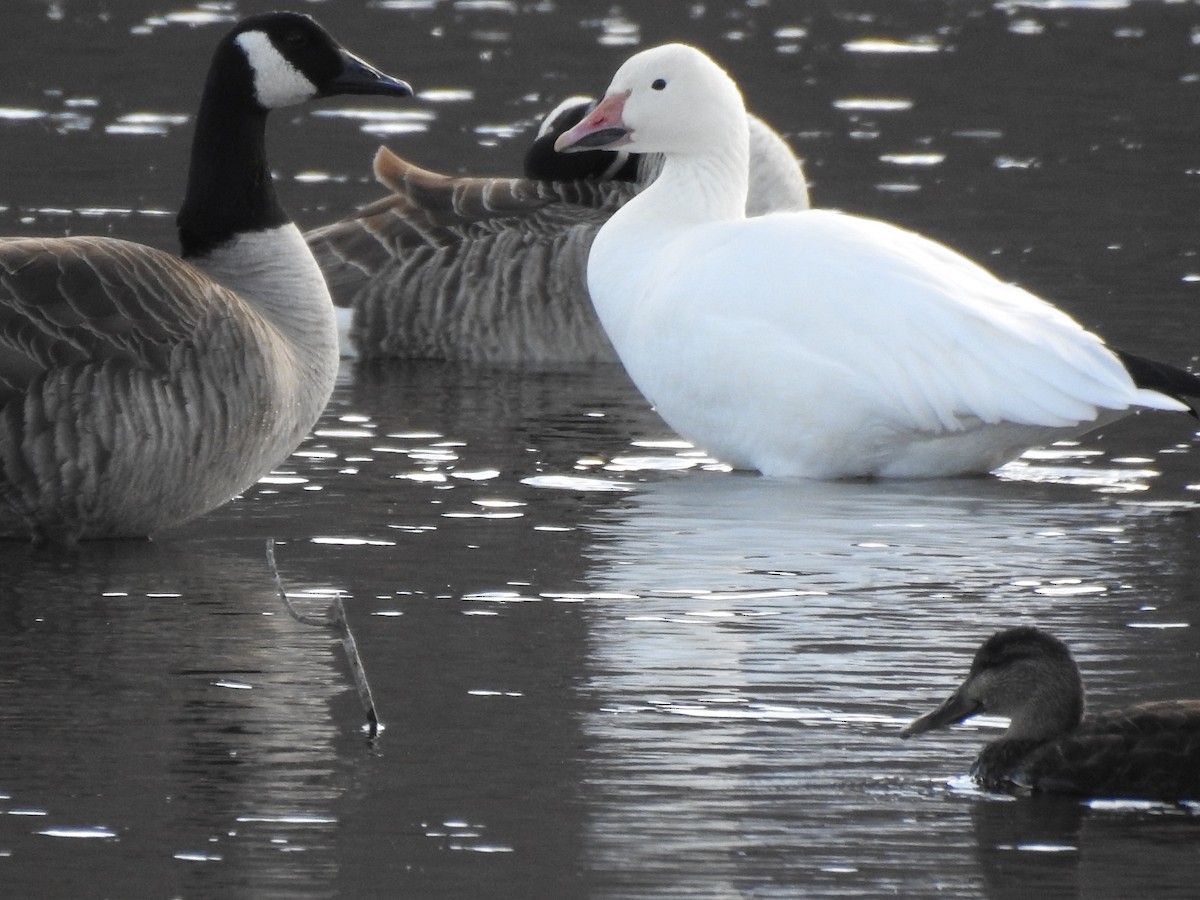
[0,13,411,543]
[555,43,1200,478]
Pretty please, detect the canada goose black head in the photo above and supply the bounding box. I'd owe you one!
[0,14,412,543]
[222,12,412,111]
[523,96,640,182]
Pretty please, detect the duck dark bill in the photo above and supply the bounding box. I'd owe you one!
[900,686,982,738]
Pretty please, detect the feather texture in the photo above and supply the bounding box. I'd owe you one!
[0,235,310,539]
[308,149,631,364]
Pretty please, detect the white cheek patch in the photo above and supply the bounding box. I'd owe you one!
[235,31,318,108]
[538,95,594,139]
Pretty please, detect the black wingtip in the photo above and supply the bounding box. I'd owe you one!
[1114,348,1200,414]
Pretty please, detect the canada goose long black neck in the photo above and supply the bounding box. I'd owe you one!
[177,39,283,258]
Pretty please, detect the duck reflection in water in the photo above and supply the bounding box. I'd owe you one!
[902,626,1200,803]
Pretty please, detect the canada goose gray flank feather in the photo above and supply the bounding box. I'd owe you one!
[0,13,411,543]
[309,148,636,364]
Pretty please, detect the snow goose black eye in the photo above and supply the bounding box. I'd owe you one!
[651,78,667,91]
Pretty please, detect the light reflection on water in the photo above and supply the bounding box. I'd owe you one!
[4,0,1200,897]
[0,542,350,898]
[0,357,1198,896]
[574,475,1200,895]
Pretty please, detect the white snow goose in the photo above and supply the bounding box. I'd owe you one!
[304,99,808,364]
[0,13,412,543]
[554,43,1200,479]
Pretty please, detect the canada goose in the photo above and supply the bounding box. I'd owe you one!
[304,103,808,364]
[552,43,1200,477]
[0,12,412,543]
[902,626,1200,801]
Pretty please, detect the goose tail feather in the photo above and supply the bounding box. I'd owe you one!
[1115,348,1200,418]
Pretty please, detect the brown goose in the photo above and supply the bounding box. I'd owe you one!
[0,13,411,544]
[304,107,809,365]
[902,626,1200,802]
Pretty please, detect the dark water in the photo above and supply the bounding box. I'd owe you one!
[4,1,1200,897]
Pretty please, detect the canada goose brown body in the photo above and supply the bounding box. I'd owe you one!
[308,147,635,365]
[0,233,323,540]
[0,13,411,543]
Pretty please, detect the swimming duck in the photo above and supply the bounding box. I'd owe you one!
[304,102,808,364]
[554,43,1200,478]
[0,13,411,543]
[901,626,1200,801]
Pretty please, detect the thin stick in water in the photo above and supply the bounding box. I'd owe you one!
[266,538,381,737]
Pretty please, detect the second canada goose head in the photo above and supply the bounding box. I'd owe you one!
[524,96,640,182]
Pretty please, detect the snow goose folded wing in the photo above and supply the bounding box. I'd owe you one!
[554,43,1199,479]
[304,100,808,364]
[0,13,411,543]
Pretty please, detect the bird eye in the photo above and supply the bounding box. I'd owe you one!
[651,78,667,91]
[284,30,309,49]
